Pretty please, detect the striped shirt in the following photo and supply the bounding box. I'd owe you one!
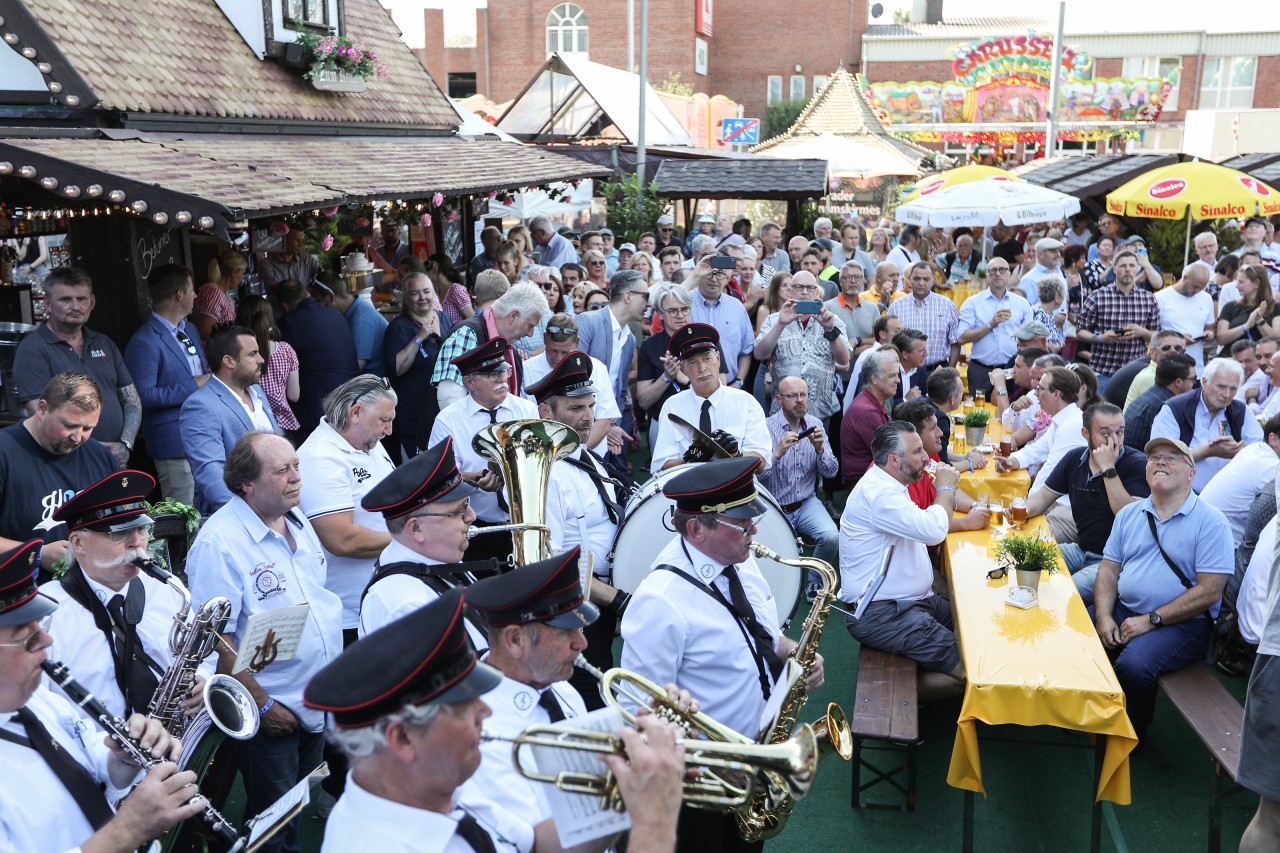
[758,411,838,506]
[888,292,959,365]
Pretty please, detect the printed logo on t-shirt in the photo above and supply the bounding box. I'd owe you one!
[35,488,76,531]
[90,349,108,359]
[352,467,371,483]
[251,562,286,601]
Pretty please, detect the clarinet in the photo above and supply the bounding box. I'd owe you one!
[41,659,248,852]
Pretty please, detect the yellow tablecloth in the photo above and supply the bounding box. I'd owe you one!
[952,407,1033,504]
[943,517,1138,804]
[936,282,983,311]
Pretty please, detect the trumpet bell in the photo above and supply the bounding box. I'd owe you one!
[204,674,260,740]
[814,703,853,761]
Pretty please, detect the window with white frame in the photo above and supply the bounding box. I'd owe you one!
[1122,56,1181,110]
[546,4,588,55]
[767,76,783,105]
[813,75,828,94]
[790,75,805,101]
[1199,57,1256,109]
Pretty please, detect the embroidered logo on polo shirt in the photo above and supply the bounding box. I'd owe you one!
[90,349,107,359]
[352,467,371,483]
[252,564,286,601]
[513,690,535,711]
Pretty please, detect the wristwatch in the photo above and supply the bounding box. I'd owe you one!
[1102,467,1119,479]
[823,327,840,342]
[1148,611,1163,627]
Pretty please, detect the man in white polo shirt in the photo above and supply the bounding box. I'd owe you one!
[296,375,397,644]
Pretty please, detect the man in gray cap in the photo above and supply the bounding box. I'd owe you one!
[655,214,682,254]
[1016,237,1064,302]
[1014,319,1053,351]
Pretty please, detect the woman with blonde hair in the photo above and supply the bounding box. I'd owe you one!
[494,240,523,285]
[235,294,300,435]
[630,250,659,287]
[507,224,533,267]
[570,282,591,313]
[196,250,246,341]
[582,249,609,288]
[868,228,892,264]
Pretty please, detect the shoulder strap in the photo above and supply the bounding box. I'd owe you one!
[1144,511,1214,624]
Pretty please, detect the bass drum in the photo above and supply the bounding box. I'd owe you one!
[609,468,803,626]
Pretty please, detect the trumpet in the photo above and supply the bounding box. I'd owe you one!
[481,722,818,813]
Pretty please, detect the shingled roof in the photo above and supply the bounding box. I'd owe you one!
[751,66,936,177]
[17,0,457,128]
[652,158,829,200]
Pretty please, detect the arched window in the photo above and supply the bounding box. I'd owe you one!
[546,4,588,55]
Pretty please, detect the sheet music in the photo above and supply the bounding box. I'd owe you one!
[246,763,330,851]
[528,706,632,847]
[232,604,310,674]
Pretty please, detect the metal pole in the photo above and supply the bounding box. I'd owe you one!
[628,0,635,72]
[637,0,648,181]
[1044,0,1066,157]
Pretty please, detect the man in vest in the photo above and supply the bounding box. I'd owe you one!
[1149,357,1262,493]
[431,283,550,409]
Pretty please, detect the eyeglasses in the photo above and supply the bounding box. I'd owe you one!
[839,275,865,282]
[662,305,691,316]
[545,325,577,336]
[474,365,512,377]
[419,498,472,519]
[0,616,52,653]
[588,260,606,266]
[175,330,198,356]
[987,266,1009,273]
[103,524,153,544]
[1157,343,1186,352]
[1147,454,1190,467]
[714,516,760,534]
[791,285,820,293]
[658,227,673,232]
[779,393,809,401]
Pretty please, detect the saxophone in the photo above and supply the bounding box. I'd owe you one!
[137,560,260,742]
[735,543,853,842]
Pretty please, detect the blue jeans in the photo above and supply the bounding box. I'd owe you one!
[1058,543,1104,606]
[1095,371,1113,396]
[1088,601,1212,732]
[239,724,326,853]
[786,495,839,567]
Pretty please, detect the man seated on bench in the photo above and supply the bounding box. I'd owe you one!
[1090,436,1234,741]
[839,420,965,700]
[1238,480,1280,852]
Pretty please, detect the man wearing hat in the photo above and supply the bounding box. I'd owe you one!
[306,589,686,853]
[1014,237,1064,302]
[1091,436,1234,740]
[358,436,488,649]
[650,323,771,472]
[429,337,540,563]
[0,540,206,853]
[1233,216,1280,291]
[684,213,716,258]
[621,456,822,851]
[41,470,211,722]
[459,547,595,824]
[529,353,633,708]
[655,214,682,255]
[1013,319,1053,351]
[187,431,344,853]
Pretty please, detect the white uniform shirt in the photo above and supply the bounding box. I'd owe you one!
[546,448,620,581]
[839,464,949,604]
[521,352,621,455]
[1154,288,1215,374]
[0,688,142,853]
[322,774,533,853]
[359,539,489,651]
[1150,397,1265,492]
[1198,441,1280,547]
[40,569,215,722]
[1238,517,1275,646]
[650,385,772,471]
[297,418,397,630]
[1011,403,1085,495]
[458,671,586,827]
[1001,393,1042,434]
[621,538,781,738]
[429,394,540,523]
[187,499,343,732]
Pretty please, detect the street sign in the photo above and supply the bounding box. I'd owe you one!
[721,118,760,145]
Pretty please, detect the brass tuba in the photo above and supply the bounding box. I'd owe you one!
[471,418,580,563]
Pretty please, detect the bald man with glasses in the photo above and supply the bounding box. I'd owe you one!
[957,258,1035,397]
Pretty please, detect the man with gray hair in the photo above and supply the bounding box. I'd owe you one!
[527,215,578,269]
[681,233,717,269]
[297,375,398,642]
[432,282,549,408]
[841,348,900,488]
[839,420,965,698]
[813,216,834,240]
[574,269,650,466]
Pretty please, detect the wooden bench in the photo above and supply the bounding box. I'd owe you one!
[851,646,919,810]
[1158,662,1248,853]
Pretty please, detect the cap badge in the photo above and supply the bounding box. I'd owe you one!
[120,477,128,488]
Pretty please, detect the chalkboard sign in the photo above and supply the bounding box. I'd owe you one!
[253,226,284,253]
[442,215,464,265]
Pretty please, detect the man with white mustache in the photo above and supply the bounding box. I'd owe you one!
[41,469,213,723]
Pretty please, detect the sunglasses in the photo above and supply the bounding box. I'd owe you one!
[987,567,1007,580]
[587,303,607,310]
[1157,344,1185,352]
[175,329,198,356]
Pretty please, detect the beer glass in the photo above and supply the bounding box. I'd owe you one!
[999,435,1013,457]
[963,395,974,414]
[975,389,986,407]
[988,499,1005,527]
[1010,496,1028,526]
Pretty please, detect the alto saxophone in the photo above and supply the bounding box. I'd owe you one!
[137,560,259,742]
[735,544,853,842]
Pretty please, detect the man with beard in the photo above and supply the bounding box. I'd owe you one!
[1076,250,1161,393]
[839,421,965,699]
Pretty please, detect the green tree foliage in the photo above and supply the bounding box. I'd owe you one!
[599,173,668,245]
[762,99,808,141]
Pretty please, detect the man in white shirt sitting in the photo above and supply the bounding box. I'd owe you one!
[1199,415,1280,547]
[840,420,965,699]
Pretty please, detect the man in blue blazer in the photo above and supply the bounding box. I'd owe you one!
[180,325,281,515]
[124,265,210,505]
[573,269,649,468]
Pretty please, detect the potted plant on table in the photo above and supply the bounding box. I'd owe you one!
[962,408,991,448]
[994,533,1060,607]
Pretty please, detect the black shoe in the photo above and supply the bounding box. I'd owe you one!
[823,498,840,521]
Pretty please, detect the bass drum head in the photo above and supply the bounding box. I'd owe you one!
[611,468,803,625]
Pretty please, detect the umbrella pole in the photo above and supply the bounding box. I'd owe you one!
[1183,213,1192,268]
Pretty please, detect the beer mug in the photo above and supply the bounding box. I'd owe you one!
[999,435,1013,457]
[963,395,974,414]
[988,499,1005,528]
[975,389,986,407]
[1010,496,1028,525]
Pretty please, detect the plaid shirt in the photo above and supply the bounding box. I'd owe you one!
[431,324,479,385]
[1078,284,1161,375]
[194,283,235,327]
[888,292,959,365]
[259,340,300,430]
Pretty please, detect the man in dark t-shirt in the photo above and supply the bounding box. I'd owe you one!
[277,278,360,438]
[0,372,117,574]
[1022,402,1148,606]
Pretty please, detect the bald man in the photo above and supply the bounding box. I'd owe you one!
[1153,263,1215,375]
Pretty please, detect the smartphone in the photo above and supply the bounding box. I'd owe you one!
[796,300,822,314]
[794,425,818,440]
[710,255,738,270]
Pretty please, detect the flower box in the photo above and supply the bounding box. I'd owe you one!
[309,64,367,93]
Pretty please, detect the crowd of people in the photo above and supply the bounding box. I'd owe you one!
[2,203,1280,852]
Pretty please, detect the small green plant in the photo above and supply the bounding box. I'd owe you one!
[962,409,990,428]
[994,533,1061,575]
[148,498,201,533]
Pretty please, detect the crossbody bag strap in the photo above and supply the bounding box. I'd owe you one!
[1145,511,1213,623]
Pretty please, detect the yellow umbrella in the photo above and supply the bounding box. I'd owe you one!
[900,165,1023,203]
[1107,160,1280,266]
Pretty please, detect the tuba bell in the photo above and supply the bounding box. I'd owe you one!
[471,418,580,563]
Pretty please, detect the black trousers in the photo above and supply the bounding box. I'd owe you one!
[676,806,764,853]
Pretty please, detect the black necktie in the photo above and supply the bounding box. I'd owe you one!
[106,594,160,717]
[722,565,786,682]
[700,398,713,435]
[538,689,566,723]
[14,707,115,829]
[455,812,498,853]
[484,408,499,424]
[562,451,626,525]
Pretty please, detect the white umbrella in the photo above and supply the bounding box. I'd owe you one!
[895,179,1081,228]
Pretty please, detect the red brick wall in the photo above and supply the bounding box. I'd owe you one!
[1255,56,1280,108]
[417,8,445,84]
